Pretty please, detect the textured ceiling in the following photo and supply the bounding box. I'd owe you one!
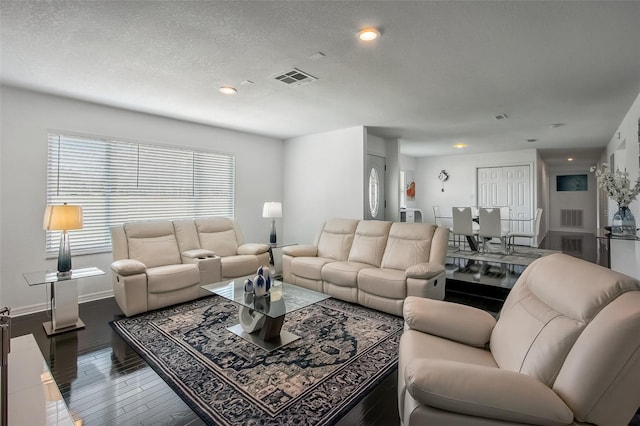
[1,1,639,164]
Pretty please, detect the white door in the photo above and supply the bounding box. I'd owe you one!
[365,154,385,220]
[477,165,532,237]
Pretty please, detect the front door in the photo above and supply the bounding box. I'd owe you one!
[365,154,385,220]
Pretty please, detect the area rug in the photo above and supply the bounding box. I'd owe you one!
[110,296,403,425]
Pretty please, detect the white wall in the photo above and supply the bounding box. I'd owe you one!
[0,85,283,314]
[385,138,400,222]
[283,126,365,245]
[414,149,537,222]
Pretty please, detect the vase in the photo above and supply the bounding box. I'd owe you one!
[611,205,637,237]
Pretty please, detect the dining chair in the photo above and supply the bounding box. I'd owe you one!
[508,208,543,253]
[478,207,510,254]
[452,207,479,251]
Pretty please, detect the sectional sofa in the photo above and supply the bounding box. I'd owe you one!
[110,217,270,316]
[282,218,449,316]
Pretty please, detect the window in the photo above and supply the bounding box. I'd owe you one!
[369,167,379,217]
[46,133,235,256]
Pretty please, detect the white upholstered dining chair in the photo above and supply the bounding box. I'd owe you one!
[478,207,510,254]
[451,207,479,251]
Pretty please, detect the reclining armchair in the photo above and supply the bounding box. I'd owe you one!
[398,253,640,425]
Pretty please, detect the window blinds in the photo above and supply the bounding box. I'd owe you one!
[46,133,235,256]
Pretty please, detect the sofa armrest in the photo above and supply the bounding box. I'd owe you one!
[283,244,318,257]
[237,243,270,255]
[111,259,146,276]
[405,359,573,426]
[403,296,496,347]
[182,249,216,259]
[405,262,445,280]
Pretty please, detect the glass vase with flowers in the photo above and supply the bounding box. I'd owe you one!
[595,165,640,236]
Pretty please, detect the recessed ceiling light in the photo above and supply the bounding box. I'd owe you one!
[218,86,237,95]
[357,27,380,41]
[567,157,574,162]
[453,143,467,149]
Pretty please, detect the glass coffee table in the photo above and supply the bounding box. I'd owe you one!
[201,276,330,351]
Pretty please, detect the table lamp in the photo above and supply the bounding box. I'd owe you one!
[262,202,282,245]
[43,203,83,276]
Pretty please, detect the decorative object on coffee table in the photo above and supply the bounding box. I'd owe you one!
[596,164,640,236]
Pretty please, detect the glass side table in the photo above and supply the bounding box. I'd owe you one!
[23,267,105,336]
[268,243,296,278]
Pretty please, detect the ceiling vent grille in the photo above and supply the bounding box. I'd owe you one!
[274,68,317,87]
[494,113,509,120]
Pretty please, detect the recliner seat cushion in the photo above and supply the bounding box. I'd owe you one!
[291,257,335,280]
[322,261,371,287]
[221,255,260,278]
[146,264,199,293]
[358,267,406,299]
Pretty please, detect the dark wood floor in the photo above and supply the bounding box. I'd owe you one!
[9,231,639,425]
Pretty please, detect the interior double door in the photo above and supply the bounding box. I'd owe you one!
[477,165,532,237]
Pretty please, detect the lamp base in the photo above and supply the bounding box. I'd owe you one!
[269,219,277,246]
[57,231,72,274]
[43,319,85,336]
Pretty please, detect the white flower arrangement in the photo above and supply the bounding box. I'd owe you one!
[595,164,640,207]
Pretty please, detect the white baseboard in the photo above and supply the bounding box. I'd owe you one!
[10,289,115,317]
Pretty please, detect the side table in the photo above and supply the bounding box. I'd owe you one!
[268,243,296,278]
[23,267,105,336]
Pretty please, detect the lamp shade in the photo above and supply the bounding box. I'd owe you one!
[43,204,83,231]
[262,202,282,219]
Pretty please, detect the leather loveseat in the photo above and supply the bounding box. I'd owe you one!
[398,253,640,425]
[110,217,270,316]
[282,218,449,316]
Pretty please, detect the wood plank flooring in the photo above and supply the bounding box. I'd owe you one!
[9,231,639,425]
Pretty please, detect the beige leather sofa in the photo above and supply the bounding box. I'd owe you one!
[398,253,640,426]
[282,218,449,316]
[111,218,270,316]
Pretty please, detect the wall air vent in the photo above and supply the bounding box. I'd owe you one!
[273,68,317,87]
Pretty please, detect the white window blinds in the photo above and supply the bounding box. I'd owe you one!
[46,133,235,256]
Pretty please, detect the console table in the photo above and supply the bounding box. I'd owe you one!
[23,267,105,336]
[595,228,640,279]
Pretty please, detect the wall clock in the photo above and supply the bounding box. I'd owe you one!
[438,170,449,192]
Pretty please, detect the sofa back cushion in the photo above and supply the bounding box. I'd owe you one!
[124,221,181,268]
[348,220,392,267]
[194,217,239,257]
[381,223,435,270]
[490,253,640,388]
[316,218,359,260]
[172,219,201,252]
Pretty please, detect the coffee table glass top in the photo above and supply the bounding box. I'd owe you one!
[201,276,330,319]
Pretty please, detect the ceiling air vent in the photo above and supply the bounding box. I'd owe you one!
[273,68,317,87]
[494,113,509,120]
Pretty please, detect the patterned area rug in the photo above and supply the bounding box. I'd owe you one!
[110,296,403,425]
